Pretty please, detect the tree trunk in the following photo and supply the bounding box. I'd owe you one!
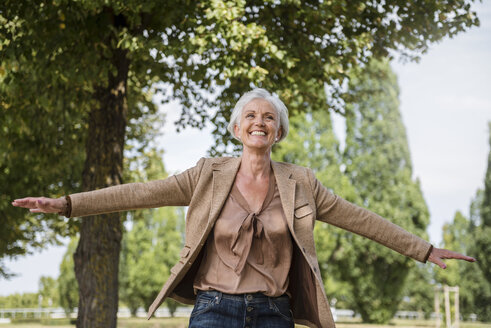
[74,47,129,328]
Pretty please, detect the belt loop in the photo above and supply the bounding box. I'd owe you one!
[268,296,274,310]
[215,291,222,304]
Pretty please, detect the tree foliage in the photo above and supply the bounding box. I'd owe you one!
[274,59,430,322]
[0,0,481,265]
[0,292,38,309]
[434,211,489,321]
[58,238,79,316]
[435,211,471,286]
[399,125,491,323]
[397,263,434,319]
[272,85,359,309]
[337,59,429,323]
[473,122,491,286]
[38,276,59,308]
[0,0,481,325]
[202,0,482,154]
[119,148,185,316]
[119,206,185,316]
[463,161,491,323]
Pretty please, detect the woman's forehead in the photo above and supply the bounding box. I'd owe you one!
[243,98,276,113]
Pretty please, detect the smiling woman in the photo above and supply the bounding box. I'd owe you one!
[12,88,475,328]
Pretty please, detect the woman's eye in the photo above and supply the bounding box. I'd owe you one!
[246,113,254,118]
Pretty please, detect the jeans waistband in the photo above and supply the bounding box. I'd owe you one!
[197,290,289,303]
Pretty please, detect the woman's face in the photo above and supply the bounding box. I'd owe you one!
[234,98,282,153]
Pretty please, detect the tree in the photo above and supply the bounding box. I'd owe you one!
[0,1,480,326]
[119,148,185,316]
[435,211,470,286]
[58,238,79,317]
[339,59,430,323]
[119,206,185,316]
[474,122,491,285]
[397,263,434,319]
[467,189,491,322]
[38,276,59,308]
[0,293,38,309]
[434,211,487,321]
[434,208,491,322]
[272,85,360,309]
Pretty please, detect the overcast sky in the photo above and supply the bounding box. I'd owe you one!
[1,1,490,296]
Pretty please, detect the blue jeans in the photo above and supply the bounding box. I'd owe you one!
[188,290,294,328]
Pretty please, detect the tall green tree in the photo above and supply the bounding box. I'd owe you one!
[340,59,430,323]
[58,238,79,317]
[119,148,185,316]
[397,263,434,319]
[467,189,491,321]
[119,207,185,316]
[272,85,359,309]
[1,1,480,326]
[434,211,489,321]
[38,276,59,308]
[474,122,491,285]
[435,211,470,286]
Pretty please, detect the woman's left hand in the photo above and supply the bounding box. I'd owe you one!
[428,247,476,269]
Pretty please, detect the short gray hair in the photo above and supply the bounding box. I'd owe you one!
[227,88,289,143]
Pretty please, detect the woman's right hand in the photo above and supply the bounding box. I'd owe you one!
[12,197,66,214]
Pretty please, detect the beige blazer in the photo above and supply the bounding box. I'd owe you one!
[69,157,432,328]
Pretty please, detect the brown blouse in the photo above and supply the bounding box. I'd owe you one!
[193,172,293,297]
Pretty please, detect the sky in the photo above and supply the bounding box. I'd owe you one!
[1,1,490,296]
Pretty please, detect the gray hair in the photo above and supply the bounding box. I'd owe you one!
[227,88,289,143]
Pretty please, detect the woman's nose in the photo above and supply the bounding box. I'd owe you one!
[254,117,265,126]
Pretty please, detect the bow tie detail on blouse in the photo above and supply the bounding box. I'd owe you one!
[227,175,276,275]
[231,212,264,274]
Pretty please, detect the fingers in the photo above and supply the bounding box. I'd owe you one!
[429,247,477,269]
[12,197,41,209]
[430,256,447,269]
[437,248,476,262]
[12,197,61,214]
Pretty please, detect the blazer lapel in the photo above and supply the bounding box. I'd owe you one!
[272,161,296,234]
[208,158,296,233]
[208,157,242,225]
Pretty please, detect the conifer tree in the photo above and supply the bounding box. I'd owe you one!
[58,238,79,317]
[340,59,430,323]
[436,209,491,321]
[273,85,359,308]
[463,123,491,322]
[119,148,185,316]
[474,122,491,285]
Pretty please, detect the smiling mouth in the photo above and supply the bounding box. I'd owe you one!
[250,131,266,136]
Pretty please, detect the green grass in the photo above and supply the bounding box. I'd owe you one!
[1,317,489,328]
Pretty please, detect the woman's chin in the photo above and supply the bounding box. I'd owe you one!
[243,143,272,153]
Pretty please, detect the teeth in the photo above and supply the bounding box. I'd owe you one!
[251,131,266,136]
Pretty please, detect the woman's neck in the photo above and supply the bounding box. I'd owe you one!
[239,148,271,180]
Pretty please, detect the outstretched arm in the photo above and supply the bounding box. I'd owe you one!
[12,157,206,218]
[308,168,478,267]
[427,247,476,269]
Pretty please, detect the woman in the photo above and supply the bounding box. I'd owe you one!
[12,88,475,328]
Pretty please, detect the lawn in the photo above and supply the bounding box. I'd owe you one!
[1,317,490,328]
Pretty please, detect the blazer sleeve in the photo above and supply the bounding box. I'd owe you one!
[68,157,206,218]
[307,168,433,263]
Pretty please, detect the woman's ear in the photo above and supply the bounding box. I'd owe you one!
[276,127,282,142]
[234,124,241,140]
